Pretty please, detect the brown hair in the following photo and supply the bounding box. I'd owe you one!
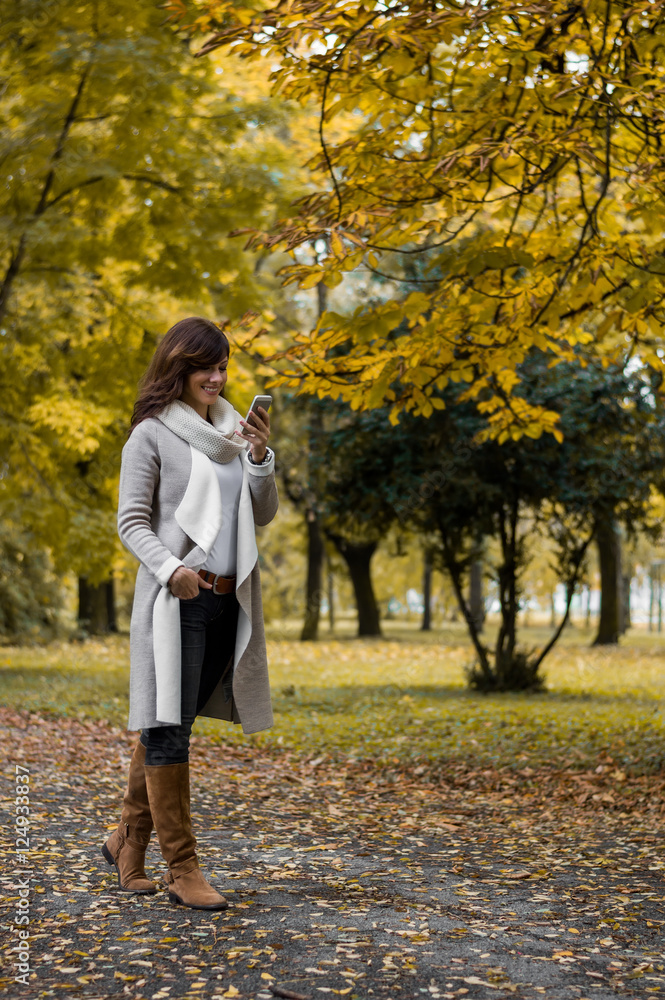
[130,317,230,429]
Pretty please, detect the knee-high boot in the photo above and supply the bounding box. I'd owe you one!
[102,741,156,894]
[144,761,228,911]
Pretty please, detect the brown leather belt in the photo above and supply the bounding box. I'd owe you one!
[198,569,236,595]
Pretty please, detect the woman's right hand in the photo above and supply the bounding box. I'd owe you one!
[168,566,213,600]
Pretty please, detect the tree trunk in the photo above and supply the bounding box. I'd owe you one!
[495,498,519,684]
[78,576,115,634]
[437,522,492,683]
[331,538,381,637]
[649,564,663,633]
[621,572,631,633]
[105,579,118,633]
[327,560,334,632]
[298,277,328,641]
[300,510,324,640]
[421,548,432,631]
[593,514,622,645]
[469,554,484,633]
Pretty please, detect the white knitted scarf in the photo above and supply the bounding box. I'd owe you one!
[157,396,247,464]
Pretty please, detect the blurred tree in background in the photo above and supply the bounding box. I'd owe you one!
[0,0,307,632]
[0,522,62,640]
[312,354,665,687]
[4,0,665,669]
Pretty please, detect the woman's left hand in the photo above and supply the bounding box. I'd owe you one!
[237,405,270,463]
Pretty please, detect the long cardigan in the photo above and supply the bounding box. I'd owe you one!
[117,417,279,735]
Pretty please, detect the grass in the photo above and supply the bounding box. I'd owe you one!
[2,619,665,774]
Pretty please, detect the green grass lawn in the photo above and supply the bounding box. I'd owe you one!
[2,620,664,773]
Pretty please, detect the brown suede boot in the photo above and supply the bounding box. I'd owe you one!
[144,761,228,911]
[102,741,156,894]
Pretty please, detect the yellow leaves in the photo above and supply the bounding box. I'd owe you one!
[383,49,417,77]
[467,247,534,277]
[27,395,115,458]
[476,396,563,445]
[330,230,344,258]
[179,0,665,440]
[299,271,324,289]
[596,311,622,340]
[323,270,343,289]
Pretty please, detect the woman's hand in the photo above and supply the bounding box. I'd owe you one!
[168,566,212,600]
[237,405,270,463]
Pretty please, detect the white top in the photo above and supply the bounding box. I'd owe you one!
[201,454,244,577]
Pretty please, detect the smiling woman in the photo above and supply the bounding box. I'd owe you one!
[130,317,231,426]
[180,359,229,415]
[102,316,278,911]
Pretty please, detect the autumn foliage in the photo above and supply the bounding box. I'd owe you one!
[172,0,665,437]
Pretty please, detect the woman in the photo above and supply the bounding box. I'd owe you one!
[102,316,278,911]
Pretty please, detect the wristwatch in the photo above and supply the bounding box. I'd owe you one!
[247,447,273,466]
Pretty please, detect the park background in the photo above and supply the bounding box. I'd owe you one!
[5,3,665,998]
[3,0,665,749]
[4,0,665,688]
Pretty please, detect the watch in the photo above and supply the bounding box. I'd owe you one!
[248,447,273,466]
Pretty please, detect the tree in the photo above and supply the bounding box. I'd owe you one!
[277,394,328,641]
[311,353,665,688]
[421,547,433,632]
[325,533,382,637]
[0,523,62,641]
[182,0,665,437]
[0,0,305,627]
[277,392,387,638]
[593,515,624,644]
[429,358,665,684]
[298,281,329,641]
[308,404,421,638]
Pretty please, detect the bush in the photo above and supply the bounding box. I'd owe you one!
[467,649,545,693]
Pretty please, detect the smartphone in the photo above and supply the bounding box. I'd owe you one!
[244,394,272,428]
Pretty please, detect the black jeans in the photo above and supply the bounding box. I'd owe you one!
[140,588,239,766]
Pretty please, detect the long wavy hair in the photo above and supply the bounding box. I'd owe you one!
[130,317,230,430]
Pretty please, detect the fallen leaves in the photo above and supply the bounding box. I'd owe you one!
[3,634,665,999]
[3,703,665,998]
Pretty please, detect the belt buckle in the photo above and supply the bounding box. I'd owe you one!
[212,574,223,596]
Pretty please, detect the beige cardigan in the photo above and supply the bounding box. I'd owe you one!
[117,417,278,734]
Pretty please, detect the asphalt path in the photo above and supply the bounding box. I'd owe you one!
[1,711,664,1000]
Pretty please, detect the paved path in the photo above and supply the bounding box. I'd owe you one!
[1,711,664,1000]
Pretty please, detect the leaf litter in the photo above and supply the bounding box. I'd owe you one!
[2,706,665,999]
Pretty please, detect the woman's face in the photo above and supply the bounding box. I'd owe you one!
[180,356,229,417]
